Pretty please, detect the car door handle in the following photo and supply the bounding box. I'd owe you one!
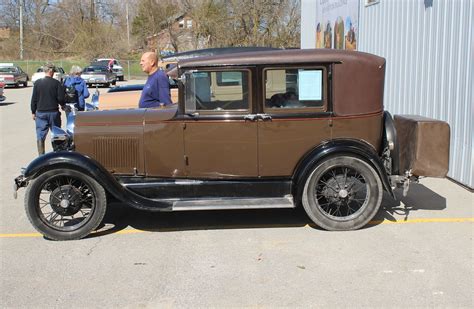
[244,114,258,121]
[257,114,272,121]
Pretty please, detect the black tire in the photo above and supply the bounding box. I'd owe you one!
[104,82,110,88]
[119,76,124,81]
[302,156,383,231]
[23,81,28,87]
[24,169,107,240]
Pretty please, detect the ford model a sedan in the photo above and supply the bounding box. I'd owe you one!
[14,49,450,240]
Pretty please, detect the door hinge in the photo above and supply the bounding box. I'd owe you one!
[182,123,186,129]
[184,155,189,165]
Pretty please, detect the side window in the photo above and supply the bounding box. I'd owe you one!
[216,72,242,86]
[264,68,325,109]
[185,70,249,112]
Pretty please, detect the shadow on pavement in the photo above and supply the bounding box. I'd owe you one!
[89,182,447,238]
[90,203,314,239]
[373,183,447,224]
[0,102,17,106]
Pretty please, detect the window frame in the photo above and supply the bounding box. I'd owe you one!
[262,65,328,114]
[183,67,253,115]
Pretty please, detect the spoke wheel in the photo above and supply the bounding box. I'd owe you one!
[302,156,383,231]
[25,169,107,240]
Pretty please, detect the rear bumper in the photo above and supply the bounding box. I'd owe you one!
[2,80,17,85]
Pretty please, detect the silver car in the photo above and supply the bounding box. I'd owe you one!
[81,65,116,87]
[0,63,29,87]
[31,66,67,84]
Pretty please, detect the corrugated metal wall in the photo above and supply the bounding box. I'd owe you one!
[358,0,473,189]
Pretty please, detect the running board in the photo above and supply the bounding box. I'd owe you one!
[171,196,295,211]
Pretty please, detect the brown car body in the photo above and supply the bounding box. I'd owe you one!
[15,49,450,240]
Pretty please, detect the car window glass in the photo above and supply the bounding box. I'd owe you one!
[0,67,16,73]
[265,68,324,109]
[84,66,107,73]
[185,70,249,111]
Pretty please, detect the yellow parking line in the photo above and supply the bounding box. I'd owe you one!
[368,217,474,225]
[0,233,43,238]
[0,217,472,238]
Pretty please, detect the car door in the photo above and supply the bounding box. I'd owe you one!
[182,68,258,178]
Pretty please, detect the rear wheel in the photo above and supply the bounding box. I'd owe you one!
[302,156,383,231]
[24,169,107,240]
[23,81,28,87]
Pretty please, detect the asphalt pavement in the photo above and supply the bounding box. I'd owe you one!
[0,83,473,308]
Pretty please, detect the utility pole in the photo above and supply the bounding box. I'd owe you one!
[126,0,130,51]
[19,0,24,59]
[90,0,95,22]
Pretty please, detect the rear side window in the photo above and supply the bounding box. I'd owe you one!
[264,68,325,110]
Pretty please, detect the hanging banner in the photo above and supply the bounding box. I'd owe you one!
[315,0,359,50]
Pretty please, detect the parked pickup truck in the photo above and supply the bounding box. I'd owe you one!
[81,65,116,87]
[14,49,450,240]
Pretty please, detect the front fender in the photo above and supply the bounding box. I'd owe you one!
[21,151,172,211]
[293,139,394,198]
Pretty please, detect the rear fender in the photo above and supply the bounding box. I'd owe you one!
[293,139,394,200]
[383,111,400,175]
[21,151,172,211]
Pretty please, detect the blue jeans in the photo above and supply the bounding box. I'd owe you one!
[35,111,61,141]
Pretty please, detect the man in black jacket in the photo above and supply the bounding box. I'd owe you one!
[31,63,65,155]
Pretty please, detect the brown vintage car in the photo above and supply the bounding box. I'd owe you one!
[14,49,450,240]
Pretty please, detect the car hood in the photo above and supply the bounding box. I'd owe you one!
[32,72,46,81]
[75,105,177,127]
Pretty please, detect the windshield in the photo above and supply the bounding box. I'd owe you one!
[84,66,108,73]
[0,67,17,73]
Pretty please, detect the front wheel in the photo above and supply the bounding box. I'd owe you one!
[24,169,107,240]
[302,156,383,231]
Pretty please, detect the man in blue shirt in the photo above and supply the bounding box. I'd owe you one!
[138,52,172,108]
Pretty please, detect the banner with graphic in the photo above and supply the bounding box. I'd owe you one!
[315,0,359,50]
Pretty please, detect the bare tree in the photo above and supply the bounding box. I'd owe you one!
[0,0,300,60]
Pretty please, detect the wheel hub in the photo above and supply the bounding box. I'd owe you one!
[50,185,83,216]
[59,199,70,208]
[338,189,349,198]
[322,176,353,203]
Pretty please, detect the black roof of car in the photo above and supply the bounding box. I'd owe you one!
[161,47,282,62]
[84,65,109,71]
[107,84,144,93]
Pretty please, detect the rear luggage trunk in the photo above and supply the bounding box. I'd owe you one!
[394,115,450,177]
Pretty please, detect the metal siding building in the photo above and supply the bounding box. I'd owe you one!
[301,0,473,189]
